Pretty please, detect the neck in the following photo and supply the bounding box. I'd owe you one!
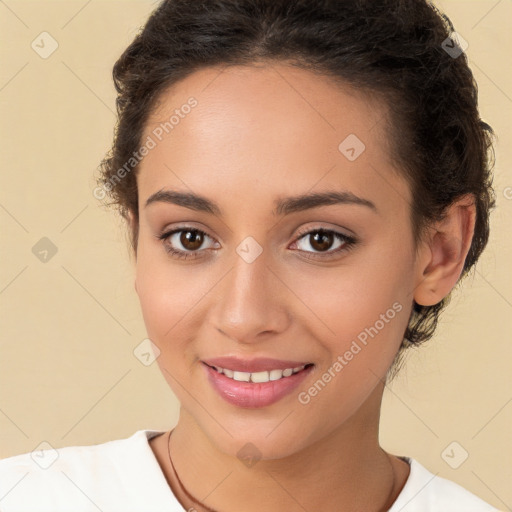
[162,381,406,511]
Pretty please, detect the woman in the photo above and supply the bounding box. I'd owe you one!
[0,0,501,510]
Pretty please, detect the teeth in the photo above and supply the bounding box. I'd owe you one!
[250,371,270,383]
[211,364,308,383]
[269,369,283,381]
[233,371,250,382]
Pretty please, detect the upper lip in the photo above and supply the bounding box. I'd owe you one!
[202,356,313,373]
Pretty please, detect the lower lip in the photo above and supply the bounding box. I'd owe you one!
[203,363,314,408]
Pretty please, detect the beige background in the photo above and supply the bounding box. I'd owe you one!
[0,0,511,509]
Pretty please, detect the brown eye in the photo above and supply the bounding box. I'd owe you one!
[157,227,218,260]
[308,231,335,252]
[292,228,357,260]
[179,230,204,251]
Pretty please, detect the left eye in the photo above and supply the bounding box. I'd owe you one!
[292,228,356,256]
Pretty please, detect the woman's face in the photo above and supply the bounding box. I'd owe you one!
[134,63,421,459]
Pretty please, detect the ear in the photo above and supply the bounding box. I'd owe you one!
[414,194,476,307]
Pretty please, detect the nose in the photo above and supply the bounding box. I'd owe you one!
[211,247,291,345]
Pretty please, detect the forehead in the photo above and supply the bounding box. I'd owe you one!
[143,62,388,153]
[138,62,410,218]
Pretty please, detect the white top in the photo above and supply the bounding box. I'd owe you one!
[0,429,499,512]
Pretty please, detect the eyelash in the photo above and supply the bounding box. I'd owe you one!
[156,226,357,261]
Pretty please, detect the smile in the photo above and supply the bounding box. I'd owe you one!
[202,360,315,408]
[205,363,313,383]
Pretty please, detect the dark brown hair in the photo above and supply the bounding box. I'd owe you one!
[96,0,496,378]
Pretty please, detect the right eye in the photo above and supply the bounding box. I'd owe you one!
[156,227,219,260]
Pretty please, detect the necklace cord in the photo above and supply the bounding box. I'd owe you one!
[167,429,220,512]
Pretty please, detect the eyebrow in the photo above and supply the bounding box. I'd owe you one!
[144,189,378,216]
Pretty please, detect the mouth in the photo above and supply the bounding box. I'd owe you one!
[201,358,315,408]
[203,362,314,383]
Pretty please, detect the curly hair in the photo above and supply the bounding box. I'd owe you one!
[96,0,496,379]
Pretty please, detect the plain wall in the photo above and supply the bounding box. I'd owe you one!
[1,1,511,509]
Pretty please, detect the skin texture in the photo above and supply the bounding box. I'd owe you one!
[130,62,476,511]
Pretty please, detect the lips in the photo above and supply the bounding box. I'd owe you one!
[202,356,315,408]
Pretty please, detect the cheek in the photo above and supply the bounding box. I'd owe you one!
[291,266,411,431]
[135,263,206,394]
[134,245,229,382]
[135,248,199,349]
[291,246,413,351]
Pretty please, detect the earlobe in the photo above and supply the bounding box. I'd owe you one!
[414,195,476,307]
[127,210,136,232]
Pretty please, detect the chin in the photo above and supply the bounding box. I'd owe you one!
[196,416,317,462]
[226,434,305,463]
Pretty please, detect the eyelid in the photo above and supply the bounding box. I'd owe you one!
[156,225,218,247]
[157,222,356,242]
[294,223,356,241]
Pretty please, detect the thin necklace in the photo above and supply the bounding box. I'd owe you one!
[167,429,220,512]
[167,429,397,512]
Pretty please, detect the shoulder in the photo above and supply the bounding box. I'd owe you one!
[0,430,170,512]
[389,457,501,512]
